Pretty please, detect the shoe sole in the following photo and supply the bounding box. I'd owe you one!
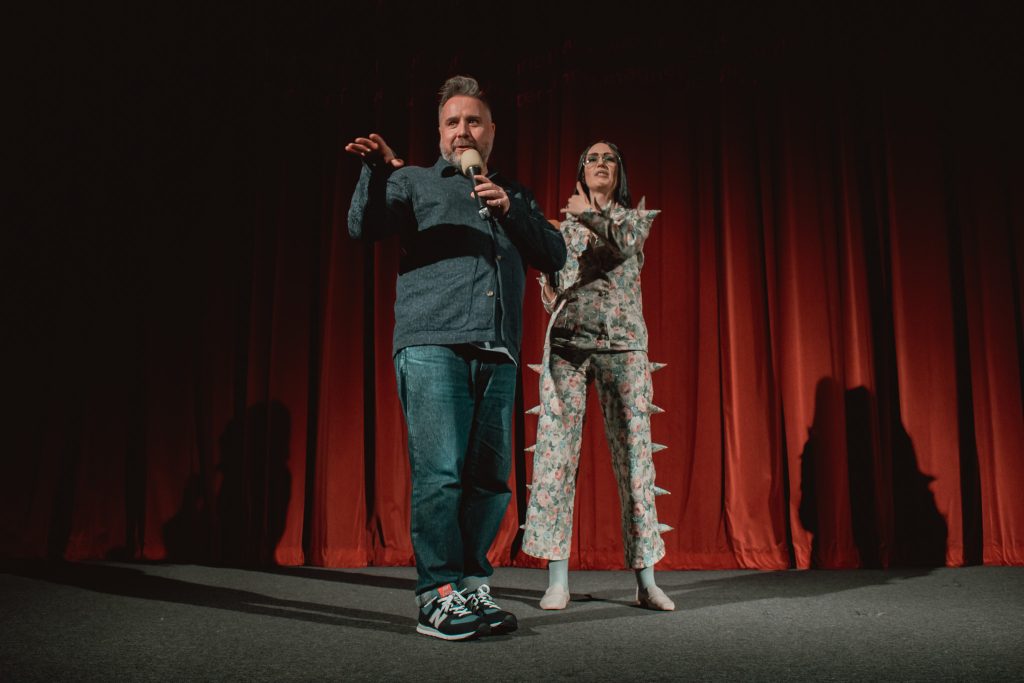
[416,623,490,641]
[486,616,518,635]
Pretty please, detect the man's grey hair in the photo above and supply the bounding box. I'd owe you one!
[437,75,491,116]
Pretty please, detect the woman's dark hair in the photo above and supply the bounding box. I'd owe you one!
[575,140,632,208]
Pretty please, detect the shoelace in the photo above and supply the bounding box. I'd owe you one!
[470,585,499,610]
[436,589,475,617]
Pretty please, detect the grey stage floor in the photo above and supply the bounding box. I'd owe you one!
[1,561,1022,681]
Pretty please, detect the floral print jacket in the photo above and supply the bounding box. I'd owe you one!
[543,197,659,351]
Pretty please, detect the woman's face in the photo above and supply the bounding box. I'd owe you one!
[582,142,618,197]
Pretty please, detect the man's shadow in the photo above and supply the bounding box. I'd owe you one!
[162,400,292,566]
[799,379,948,568]
[5,558,936,639]
[0,560,415,636]
[253,563,934,635]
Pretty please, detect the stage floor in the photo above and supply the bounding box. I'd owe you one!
[2,561,1022,681]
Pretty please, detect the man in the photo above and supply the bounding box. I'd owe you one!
[346,75,567,640]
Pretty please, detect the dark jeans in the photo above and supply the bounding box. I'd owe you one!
[394,344,516,597]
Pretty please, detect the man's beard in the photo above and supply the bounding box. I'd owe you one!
[441,140,491,167]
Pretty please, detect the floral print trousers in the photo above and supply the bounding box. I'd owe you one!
[522,347,666,568]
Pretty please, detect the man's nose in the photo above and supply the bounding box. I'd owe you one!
[454,120,471,137]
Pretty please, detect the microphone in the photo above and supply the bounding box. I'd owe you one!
[459,148,491,220]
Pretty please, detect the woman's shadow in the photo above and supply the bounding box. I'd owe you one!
[799,378,948,568]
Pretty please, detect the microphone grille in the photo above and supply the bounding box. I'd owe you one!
[459,148,484,176]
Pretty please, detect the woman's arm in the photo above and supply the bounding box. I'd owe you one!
[575,196,659,260]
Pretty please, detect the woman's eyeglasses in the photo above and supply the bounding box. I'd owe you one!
[584,153,618,165]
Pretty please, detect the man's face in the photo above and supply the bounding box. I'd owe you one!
[438,95,495,168]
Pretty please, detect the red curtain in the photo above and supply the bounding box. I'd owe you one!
[5,4,1022,569]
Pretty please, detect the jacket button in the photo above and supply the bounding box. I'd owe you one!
[486,290,494,297]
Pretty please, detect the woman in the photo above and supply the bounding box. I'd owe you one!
[522,141,674,611]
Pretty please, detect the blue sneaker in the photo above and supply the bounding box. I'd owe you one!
[466,584,518,634]
[416,584,490,641]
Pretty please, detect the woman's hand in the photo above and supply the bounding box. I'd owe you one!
[560,181,600,217]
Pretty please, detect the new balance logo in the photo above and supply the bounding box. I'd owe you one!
[428,607,447,629]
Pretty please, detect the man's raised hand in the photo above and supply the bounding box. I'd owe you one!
[344,133,405,168]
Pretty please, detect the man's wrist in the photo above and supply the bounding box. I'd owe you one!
[499,197,515,221]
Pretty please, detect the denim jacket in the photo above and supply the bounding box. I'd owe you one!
[349,156,567,363]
